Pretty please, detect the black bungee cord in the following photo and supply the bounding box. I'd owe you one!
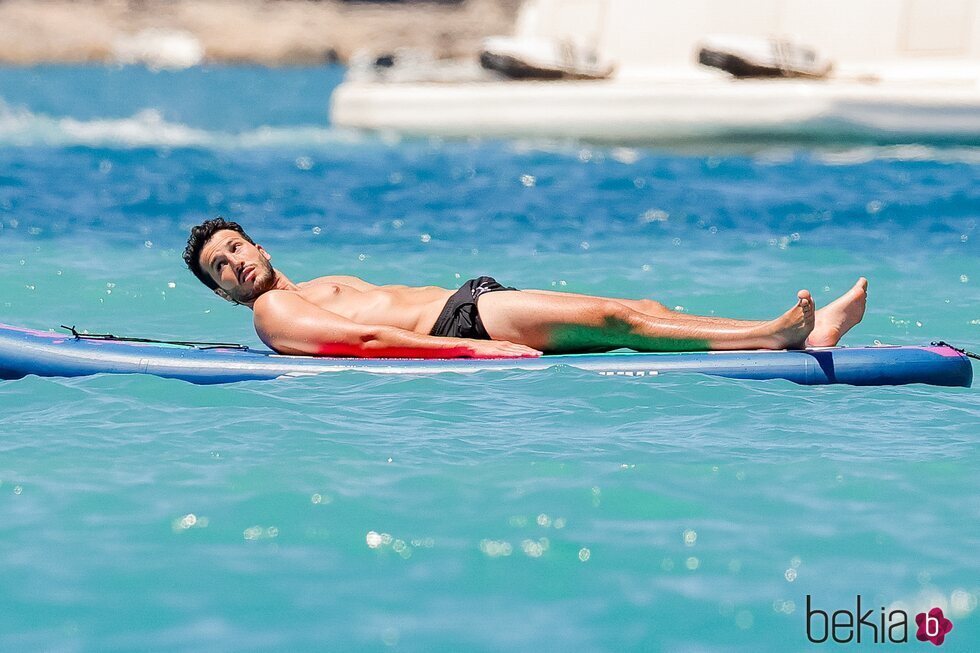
[932,341,980,361]
[60,325,249,351]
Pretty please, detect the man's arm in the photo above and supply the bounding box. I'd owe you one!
[253,290,541,359]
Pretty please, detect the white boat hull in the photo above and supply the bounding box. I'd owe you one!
[331,76,980,143]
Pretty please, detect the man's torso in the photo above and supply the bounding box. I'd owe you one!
[293,276,454,333]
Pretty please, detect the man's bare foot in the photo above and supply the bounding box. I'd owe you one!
[756,290,815,349]
[807,278,868,347]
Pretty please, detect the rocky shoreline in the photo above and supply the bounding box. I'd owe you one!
[0,0,518,66]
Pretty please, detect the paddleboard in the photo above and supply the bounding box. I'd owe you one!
[0,323,972,387]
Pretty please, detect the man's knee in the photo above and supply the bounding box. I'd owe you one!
[599,301,637,330]
[637,298,668,314]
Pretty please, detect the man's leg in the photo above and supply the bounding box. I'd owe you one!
[522,276,868,345]
[477,289,814,353]
[523,290,764,327]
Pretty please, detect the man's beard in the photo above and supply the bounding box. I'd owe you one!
[230,258,275,304]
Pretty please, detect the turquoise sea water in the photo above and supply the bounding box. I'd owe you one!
[0,66,978,652]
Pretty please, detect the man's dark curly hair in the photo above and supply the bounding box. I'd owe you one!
[183,217,255,290]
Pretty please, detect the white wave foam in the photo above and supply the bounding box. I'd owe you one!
[799,144,980,165]
[506,133,980,164]
[0,100,359,149]
[5,99,980,160]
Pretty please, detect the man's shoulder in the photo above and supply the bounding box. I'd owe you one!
[253,289,304,316]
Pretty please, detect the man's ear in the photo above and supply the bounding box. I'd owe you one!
[213,288,239,305]
[257,245,271,261]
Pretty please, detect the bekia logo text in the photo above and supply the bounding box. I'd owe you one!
[806,595,953,646]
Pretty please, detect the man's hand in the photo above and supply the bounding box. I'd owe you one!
[463,339,542,358]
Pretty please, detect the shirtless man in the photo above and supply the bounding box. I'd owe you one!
[183,218,868,358]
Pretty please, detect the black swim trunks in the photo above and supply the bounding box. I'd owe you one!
[429,276,518,340]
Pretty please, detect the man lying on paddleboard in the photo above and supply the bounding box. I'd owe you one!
[184,218,867,358]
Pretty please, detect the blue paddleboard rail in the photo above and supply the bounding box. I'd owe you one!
[0,323,972,387]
